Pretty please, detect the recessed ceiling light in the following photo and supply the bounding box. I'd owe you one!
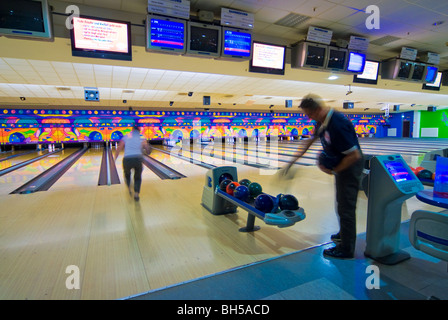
[328,75,339,80]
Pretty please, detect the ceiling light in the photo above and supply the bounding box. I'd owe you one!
[20,97,26,101]
[328,75,339,80]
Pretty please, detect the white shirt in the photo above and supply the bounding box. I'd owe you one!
[123,132,144,157]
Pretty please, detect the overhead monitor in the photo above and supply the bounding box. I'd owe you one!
[346,51,366,73]
[397,60,413,79]
[291,42,327,69]
[381,58,415,80]
[325,46,348,71]
[70,16,132,61]
[186,21,221,58]
[353,60,380,85]
[0,0,53,41]
[249,41,286,75]
[410,63,426,81]
[145,15,186,55]
[220,27,252,60]
[422,71,442,91]
[424,65,438,83]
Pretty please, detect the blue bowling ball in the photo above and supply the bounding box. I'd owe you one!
[318,151,341,170]
[254,194,274,213]
[234,185,250,202]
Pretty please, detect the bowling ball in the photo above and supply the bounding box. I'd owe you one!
[414,167,425,175]
[226,182,240,196]
[418,169,433,180]
[239,178,252,187]
[219,179,233,192]
[279,194,299,211]
[248,182,262,198]
[318,151,341,170]
[254,194,274,213]
[234,185,250,201]
[219,173,234,184]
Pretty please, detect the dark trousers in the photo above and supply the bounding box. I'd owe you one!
[123,156,143,193]
[334,156,363,254]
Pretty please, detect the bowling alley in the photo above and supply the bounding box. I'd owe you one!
[1,0,448,302]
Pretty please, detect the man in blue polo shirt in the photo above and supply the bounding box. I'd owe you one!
[283,94,363,259]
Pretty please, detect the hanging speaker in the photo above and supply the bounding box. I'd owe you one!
[84,87,99,101]
[343,102,354,109]
[393,105,400,111]
[203,96,211,105]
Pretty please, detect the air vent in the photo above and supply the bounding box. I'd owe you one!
[122,90,135,94]
[275,13,311,28]
[370,35,401,46]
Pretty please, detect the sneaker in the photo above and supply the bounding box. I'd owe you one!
[134,194,140,201]
[330,233,341,243]
[323,246,354,259]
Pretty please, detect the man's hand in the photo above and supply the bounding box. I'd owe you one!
[318,164,333,175]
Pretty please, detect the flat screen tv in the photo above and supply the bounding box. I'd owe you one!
[249,41,286,75]
[346,52,366,73]
[353,60,380,85]
[146,15,186,55]
[291,42,327,69]
[422,71,442,91]
[220,27,251,61]
[185,21,221,58]
[424,65,438,83]
[397,60,413,79]
[325,47,347,71]
[70,16,132,61]
[0,0,53,41]
[410,63,426,81]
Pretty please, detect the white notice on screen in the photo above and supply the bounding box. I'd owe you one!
[252,43,284,69]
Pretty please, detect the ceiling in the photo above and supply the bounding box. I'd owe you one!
[0,0,447,114]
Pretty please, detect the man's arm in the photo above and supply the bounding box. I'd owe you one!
[285,135,318,169]
[141,141,151,155]
[114,139,125,160]
[320,148,362,175]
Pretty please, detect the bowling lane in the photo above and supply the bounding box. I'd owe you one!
[0,150,45,171]
[50,148,104,191]
[0,148,79,195]
[0,149,40,162]
[148,148,209,177]
[157,143,261,175]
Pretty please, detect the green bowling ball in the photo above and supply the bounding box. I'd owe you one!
[417,169,433,180]
[248,182,262,198]
[239,178,252,187]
